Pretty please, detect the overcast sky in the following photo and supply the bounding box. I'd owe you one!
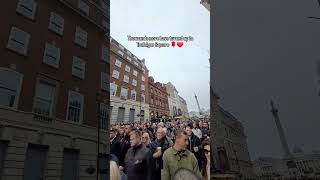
[214,0,320,159]
[110,0,210,112]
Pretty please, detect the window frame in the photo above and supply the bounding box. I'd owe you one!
[131,90,136,101]
[66,91,84,124]
[72,56,86,79]
[120,87,128,99]
[32,77,59,118]
[125,65,131,73]
[123,75,129,83]
[48,11,64,36]
[112,70,119,79]
[16,0,37,20]
[43,42,61,68]
[115,59,122,68]
[7,27,31,56]
[0,68,23,109]
[74,26,88,48]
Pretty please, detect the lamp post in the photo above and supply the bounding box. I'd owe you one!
[96,93,101,180]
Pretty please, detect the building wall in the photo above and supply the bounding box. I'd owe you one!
[109,37,150,123]
[148,77,170,120]
[215,103,254,179]
[0,0,109,179]
[0,0,109,127]
[165,82,188,118]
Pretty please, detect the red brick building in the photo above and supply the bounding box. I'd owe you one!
[148,76,170,121]
[109,37,150,123]
[0,0,109,179]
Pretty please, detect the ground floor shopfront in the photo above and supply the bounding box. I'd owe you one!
[0,107,108,180]
[110,96,150,124]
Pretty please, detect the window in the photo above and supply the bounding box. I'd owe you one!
[72,56,86,79]
[129,109,135,122]
[141,84,145,91]
[61,149,79,180]
[125,65,130,73]
[127,51,132,56]
[67,91,84,123]
[117,107,125,122]
[140,110,145,121]
[119,44,124,50]
[142,68,145,74]
[127,56,132,61]
[141,94,145,103]
[142,76,145,81]
[74,26,87,48]
[133,70,138,77]
[115,59,122,68]
[134,61,139,67]
[101,45,108,62]
[112,70,119,79]
[78,0,89,15]
[48,12,64,35]
[43,42,60,68]
[151,98,153,104]
[33,81,56,117]
[101,72,108,91]
[132,79,137,86]
[118,50,124,56]
[0,68,23,108]
[99,104,109,130]
[7,27,30,55]
[123,75,129,83]
[16,0,37,20]
[134,56,137,61]
[120,88,128,99]
[110,83,117,96]
[24,144,48,180]
[131,90,136,101]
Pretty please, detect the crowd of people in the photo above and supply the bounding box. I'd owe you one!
[109,118,211,180]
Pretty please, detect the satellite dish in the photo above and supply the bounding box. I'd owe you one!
[173,168,201,180]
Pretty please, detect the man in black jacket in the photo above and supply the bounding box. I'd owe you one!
[186,124,202,170]
[110,128,121,161]
[122,130,153,180]
[149,127,170,180]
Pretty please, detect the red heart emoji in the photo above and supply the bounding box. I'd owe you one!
[177,42,184,48]
[171,41,176,47]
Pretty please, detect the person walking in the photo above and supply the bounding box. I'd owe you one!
[110,128,121,161]
[122,130,153,180]
[162,129,201,180]
[186,124,203,170]
[149,127,170,180]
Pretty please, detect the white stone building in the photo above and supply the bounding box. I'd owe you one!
[253,150,320,180]
[165,82,189,118]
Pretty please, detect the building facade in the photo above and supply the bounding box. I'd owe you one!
[178,95,189,118]
[0,0,109,179]
[212,96,254,179]
[253,151,320,180]
[148,77,169,121]
[165,82,188,118]
[109,37,150,123]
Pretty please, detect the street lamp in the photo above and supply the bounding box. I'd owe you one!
[96,93,102,180]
